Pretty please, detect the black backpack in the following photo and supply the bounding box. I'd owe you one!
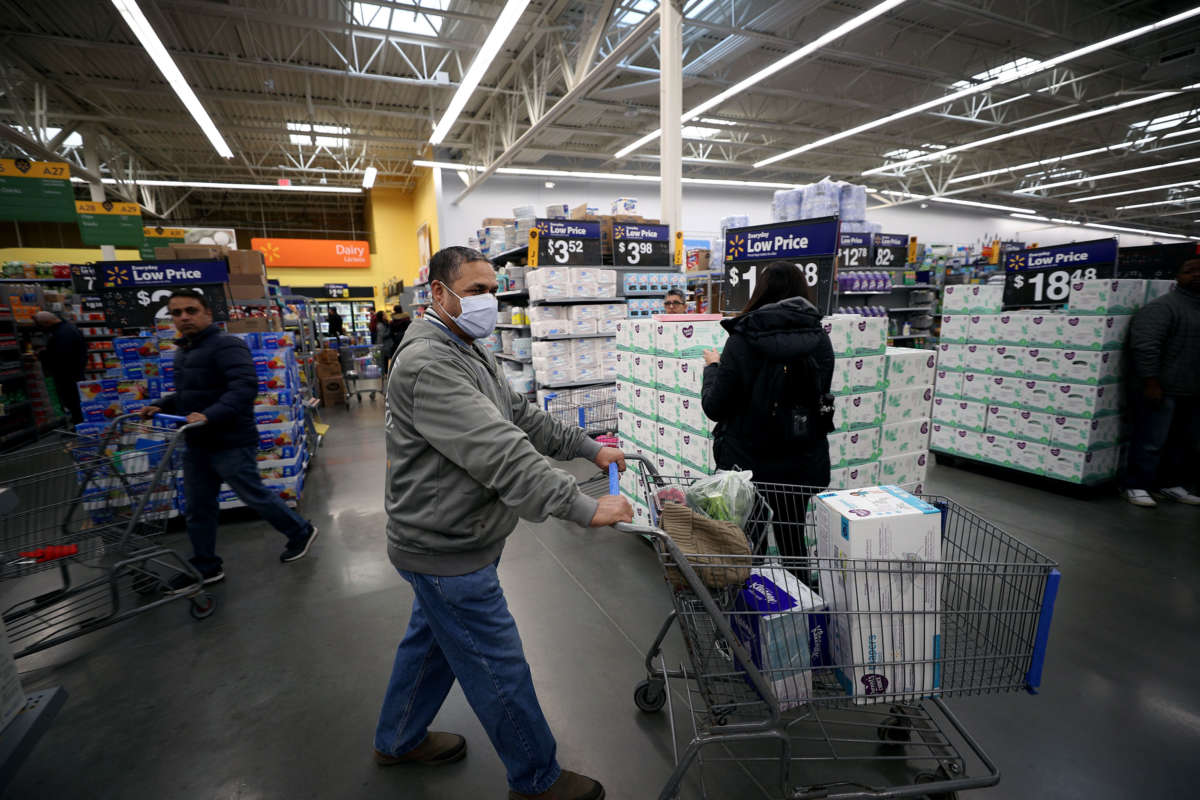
[749,355,835,445]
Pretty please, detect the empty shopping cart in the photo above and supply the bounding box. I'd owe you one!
[0,414,216,658]
[542,385,616,438]
[611,457,1060,800]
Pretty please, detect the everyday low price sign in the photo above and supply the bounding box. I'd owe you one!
[95,259,230,287]
[838,232,871,269]
[0,158,76,222]
[723,217,839,315]
[873,233,909,267]
[613,222,671,267]
[100,284,229,329]
[528,219,602,267]
[76,200,145,247]
[1003,238,1118,309]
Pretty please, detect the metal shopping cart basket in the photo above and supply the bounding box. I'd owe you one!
[611,457,1060,800]
[0,414,216,659]
[542,385,616,439]
[341,344,387,403]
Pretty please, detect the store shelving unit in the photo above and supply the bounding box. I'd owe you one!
[495,323,530,330]
[495,352,532,364]
[489,245,529,266]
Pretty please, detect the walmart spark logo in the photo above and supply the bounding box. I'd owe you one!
[259,242,281,265]
[727,233,746,258]
[1008,253,1026,270]
[107,265,131,286]
[614,226,624,240]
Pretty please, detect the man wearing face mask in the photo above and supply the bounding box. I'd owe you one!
[373,246,630,800]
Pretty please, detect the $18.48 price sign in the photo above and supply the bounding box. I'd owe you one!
[613,222,670,267]
[1002,238,1118,309]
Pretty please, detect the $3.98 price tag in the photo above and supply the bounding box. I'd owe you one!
[616,240,653,265]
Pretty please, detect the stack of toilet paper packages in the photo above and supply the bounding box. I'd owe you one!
[814,486,942,704]
[772,181,869,225]
[526,267,617,302]
[615,315,727,523]
[930,278,1146,483]
[825,313,933,496]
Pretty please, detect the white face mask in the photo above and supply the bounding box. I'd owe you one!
[436,283,498,340]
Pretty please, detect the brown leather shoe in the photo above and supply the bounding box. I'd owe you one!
[373,732,467,766]
[508,770,605,800]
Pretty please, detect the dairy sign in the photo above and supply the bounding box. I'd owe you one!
[613,222,670,267]
[96,259,230,287]
[1003,238,1118,309]
[528,218,601,267]
[723,217,839,315]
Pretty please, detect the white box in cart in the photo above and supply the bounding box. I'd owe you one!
[934,370,962,399]
[1050,414,1122,451]
[813,487,941,703]
[958,372,989,402]
[823,315,857,356]
[1047,382,1121,418]
[986,406,1053,443]
[878,451,929,486]
[678,394,715,435]
[939,314,972,343]
[833,391,884,431]
[1068,279,1146,315]
[884,386,934,424]
[1044,445,1119,483]
[935,343,965,371]
[881,418,931,458]
[853,317,888,354]
[885,347,937,389]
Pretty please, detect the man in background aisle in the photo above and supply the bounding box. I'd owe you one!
[1123,258,1200,507]
[143,289,319,590]
[34,311,86,424]
[374,246,629,800]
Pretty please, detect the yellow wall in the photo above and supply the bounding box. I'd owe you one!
[0,247,143,263]
[412,167,440,263]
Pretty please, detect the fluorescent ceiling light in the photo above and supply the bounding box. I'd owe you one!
[71,176,359,193]
[1014,154,1200,193]
[1130,109,1196,132]
[614,0,910,158]
[362,166,378,188]
[950,57,1042,90]
[949,126,1200,184]
[111,0,233,158]
[1115,195,1200,210]
[1069,179,1200,203]
[1010,212,1191,239]
[880,189,1034,214]
[429,0,530,145]
[863,91,1182,176]
[353,1,446,38]
[756,4,1200,168]
[413,160,802,189]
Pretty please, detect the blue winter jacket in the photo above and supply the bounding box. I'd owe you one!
[159,324,259,450]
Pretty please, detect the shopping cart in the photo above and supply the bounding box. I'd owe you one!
[542,385,616,438]
[0,414,216,659]
[610,457,1060,800]
[341,344,387,403]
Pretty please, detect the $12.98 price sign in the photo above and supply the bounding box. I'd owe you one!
[1002,238,1118,309]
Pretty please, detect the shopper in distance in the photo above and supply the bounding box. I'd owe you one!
[663,287,687,312]
[374,246,630,800]
[142,289,319,591]
[1122,258,1200,508]
[700,261,836,555]
[34,310,87,424]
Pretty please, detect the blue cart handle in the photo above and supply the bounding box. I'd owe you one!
[1025,567,1061,694]
[608,463,620,496]
[154,413,190,424]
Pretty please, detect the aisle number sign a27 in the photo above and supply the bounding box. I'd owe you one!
[1002,238,1118,309]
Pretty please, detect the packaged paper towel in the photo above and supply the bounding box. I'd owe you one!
[839,183,867,221]
[813,486,942,703]
[800,179,840,219]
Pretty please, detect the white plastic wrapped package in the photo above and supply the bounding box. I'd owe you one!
[773,188,804,222]
[839,183,867,221]
[800,179,840,219]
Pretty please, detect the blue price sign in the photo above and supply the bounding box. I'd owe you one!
[95,259,230,287]
[723,217,839,314]
[1003,238,1118,308]
[872,233,909,267]
[614,222,671,267]
[528,218,601,267]
[838,232,871,268]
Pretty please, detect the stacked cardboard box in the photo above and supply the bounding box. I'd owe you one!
[929,278,1152,483]
[615,315,726,526]
[313,348,346,406]
[154,244,268,301]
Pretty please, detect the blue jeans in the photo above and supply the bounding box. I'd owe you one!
[1123,394,1200,490]
[182,445,311,575]
[374,561,561,795]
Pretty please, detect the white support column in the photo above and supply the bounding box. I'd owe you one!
[659,0,683,250]
[83,137,117,261]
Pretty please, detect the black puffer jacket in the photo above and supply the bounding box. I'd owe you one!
[159,325,259,450]
[701,297,835,486]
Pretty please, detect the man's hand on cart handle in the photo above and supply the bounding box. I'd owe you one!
[593,446,626,473]
[185,412,207,424]
[140,405,161,418]
[590,495,633,528]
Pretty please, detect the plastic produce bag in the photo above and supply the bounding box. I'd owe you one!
[685,469,757,529]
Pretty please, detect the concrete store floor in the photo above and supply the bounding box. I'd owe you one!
[7,400,1199,800]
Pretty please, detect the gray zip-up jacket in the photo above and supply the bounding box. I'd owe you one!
[385,317,602,575]
[1129,285,1200,397]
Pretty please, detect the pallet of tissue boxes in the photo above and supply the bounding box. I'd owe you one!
[814,486,941,704]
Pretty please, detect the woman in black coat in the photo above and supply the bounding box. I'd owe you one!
[700,261,835,559]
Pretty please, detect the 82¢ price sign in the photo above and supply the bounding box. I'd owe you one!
[1002,238,1118,309]
[873,233,909,268]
